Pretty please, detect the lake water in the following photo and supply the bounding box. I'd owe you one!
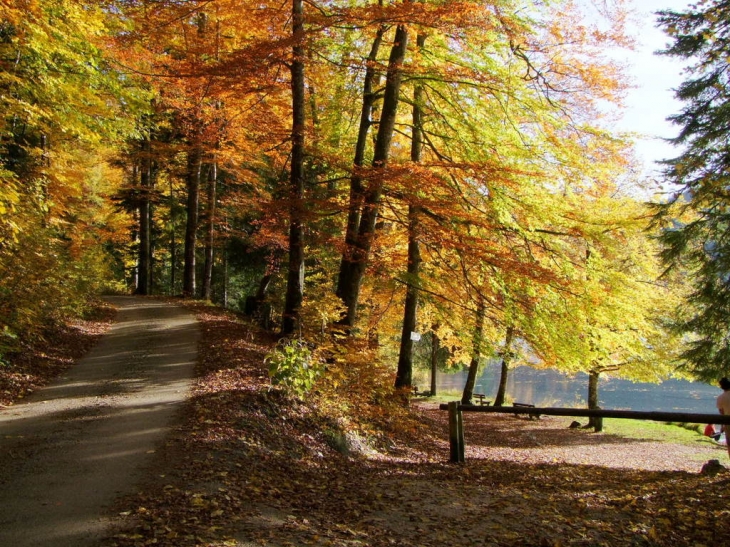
[435,363,721,414]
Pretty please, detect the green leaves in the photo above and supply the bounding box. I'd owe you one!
[266,339,323,397]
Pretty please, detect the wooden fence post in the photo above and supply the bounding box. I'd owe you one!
[448,401,465,463]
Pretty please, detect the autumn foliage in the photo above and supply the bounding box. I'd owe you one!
[1,1,688,395]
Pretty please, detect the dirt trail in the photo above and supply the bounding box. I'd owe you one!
[0,296,198,547]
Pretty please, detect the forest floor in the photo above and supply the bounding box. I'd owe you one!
[3,298,730,547]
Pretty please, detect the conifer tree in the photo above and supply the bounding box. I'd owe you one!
[655,1,730,381]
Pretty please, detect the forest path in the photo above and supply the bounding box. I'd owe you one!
[0,296,199,547]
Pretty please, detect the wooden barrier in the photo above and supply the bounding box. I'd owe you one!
[447,402,465,463]
[438,403,730,463]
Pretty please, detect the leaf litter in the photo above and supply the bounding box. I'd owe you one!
[16,301,728,547]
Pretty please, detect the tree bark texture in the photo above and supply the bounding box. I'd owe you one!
[337,25,386,301]
[430,331,440,396]
[169,177,177,294]
[337,23,409,327]
[202,160,217,301]
[281,0,306,336]
[587,369,603,431]
[494,326,515,407]
[462,297,486,405]
[183,147,202,298]
[396,204,421,390]
[396,37,425,390]
[135,138,153,295]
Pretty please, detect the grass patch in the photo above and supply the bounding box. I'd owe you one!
[413,389,462,404]
[601,418,702,443]
[601,418,721,449]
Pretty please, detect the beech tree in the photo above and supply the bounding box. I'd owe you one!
[336,18,410,328]
[0,0,137,351]
[281,0,307,335]
[0,0,683,405]
[550,190,683,422]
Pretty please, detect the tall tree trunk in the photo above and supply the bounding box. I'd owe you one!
[395,203,421,390]
[336,24,386,300]
[183,147,202,298]
[169,177,177,295]
[202,160,217,301]
[137,178,150,295]
[222,247,229,307]
[136,138,153,295]
[494,326,515,407]
[430,329,440,396]
[337,23,410,327]
[131,183,139,291]
[281,0,306,336]
[396,34,426,391]
[462,297,486,405]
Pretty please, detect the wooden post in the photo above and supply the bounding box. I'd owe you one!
[457,403,465,462]
[448,401,465,463]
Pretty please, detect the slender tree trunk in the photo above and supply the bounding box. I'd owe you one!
[131,187,139,291]
[337,23,410,327]
[281,0,306,336]
[169,177,177,295]
[183,147,202,298]
[137,189,150,295]
[494,326,515,407]
[257,274,272,302]
[222,247,229,307]
[245,274,272,318]
[462,297,486,405]
[430,330,440,396]
[396,34,425,391]
[337,24,386,300]
[202,160,217,301]
[395,204,421,390]
[136,138,153,295]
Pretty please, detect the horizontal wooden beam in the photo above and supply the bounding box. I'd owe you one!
[437,403,730,425]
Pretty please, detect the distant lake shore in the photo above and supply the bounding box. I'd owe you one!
[434,363,721,415]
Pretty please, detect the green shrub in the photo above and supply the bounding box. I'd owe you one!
[265,339,323,397]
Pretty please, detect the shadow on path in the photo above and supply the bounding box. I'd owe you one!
[0,296,199,547]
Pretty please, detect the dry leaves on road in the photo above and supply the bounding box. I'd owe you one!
[0,302,115,406]
[36,301,728,547]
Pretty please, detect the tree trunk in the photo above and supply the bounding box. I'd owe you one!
[245,274,272,319]
[281,0,306,336]
[169,176,177,295]
[430,330,440,396]
[587,369,602,431]
[183,147,202,298]
[336,25,386,302]
[462,297,486,405]
[137,183,150,295]
[337,23,410,327]
[494,326,515,407]
[202,160,217,301]
[395,34,425,392]
[222,247,229,307]
[135,138,153,295]
[396,205,421,390]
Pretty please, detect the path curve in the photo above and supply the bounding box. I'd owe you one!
[0,296,199,547]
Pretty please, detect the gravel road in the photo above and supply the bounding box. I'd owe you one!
[0,296,199,547]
